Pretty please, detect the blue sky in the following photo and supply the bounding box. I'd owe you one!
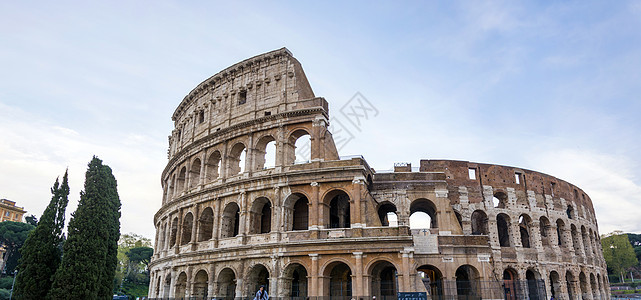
[1,1,640,239]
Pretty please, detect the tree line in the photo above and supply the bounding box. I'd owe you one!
[602,231,641,283]
[2,156,122,299]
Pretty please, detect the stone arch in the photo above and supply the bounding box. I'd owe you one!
[192,269,209,298]
[205,150,222,181]
[217,267,237,300]
[556,219,566,247]
[323,261,353,299]
[284,193,309,231]
[323,189,351,229]
[581,225,591,256]
[579,271,589,300]
[175,271,187,299]
[539,216,551,246]
[368,260,398,299]
[503,267,520,300]
[198,207,214,241]
[566,270,576,300]
[417,265,444,298]
[409,198,438,229]
[549,270,561,299]
[590,273,598,299]
[282,262,309,299]
[377,202,398,227]
[249,197,272,234]
[228,142,247,176]
[497,213,511,247]
[181,212,194,245]
[169,216,178,248]
[455,265,480,299]
[518,214,532,248]
[471,210,488,235]
[189,157,201,189]
[221,202,240,238]
[177,166,187,194]
[287,128,311,164]
[254,135,277,170]
[246,263,270,295]
[163,274,171,298]
[567,204,575,219]
[526,268,545,300]
[493,191,508,208]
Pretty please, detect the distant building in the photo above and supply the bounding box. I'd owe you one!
[0,199,26,222]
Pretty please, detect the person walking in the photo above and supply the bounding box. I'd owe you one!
[254,285,269,300]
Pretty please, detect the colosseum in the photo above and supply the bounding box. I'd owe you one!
[148,48,610,300]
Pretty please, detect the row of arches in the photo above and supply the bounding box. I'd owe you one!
[164,129,312,203]
[152,259,399,300]
[490,190,596,225]
[156,190,353,250]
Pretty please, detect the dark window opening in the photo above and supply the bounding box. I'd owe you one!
[238,90,247,105]
[198,111,205,124]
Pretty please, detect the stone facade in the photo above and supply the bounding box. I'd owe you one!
[148,48,609,300]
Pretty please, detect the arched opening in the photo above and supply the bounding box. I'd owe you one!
[247,264,270,296]
[228,143,247,175]
[417,265,443,299]
[497,213,511,247]
[556,219,566,247]
[181,212,193,245]
[192,269,208,299]
[377,203,398,227]
[567,204,574,219]
[369,261,398,300]
[579,272,589,300]
[290,129,311,164]
[471,210,489,235]
[198,207,214,241]
[283,263,308,299]
[409,199,437,229]
[221,202,240,238]
[326,262,352,299]
[284,193,309,231]
[255,136,277,170]
[177,167,187,194]
[169,217,178,248]
[526,269,544,300]
[493,191,508,208]
[539,216,551,246]
[455,265,480,299]
[205,150,222,181]
[549,271,561,299]
[503,268,519,300]
[327,190,350,229]
[566,271,575,300]
[189,158,201,189]
[163,275,171,298]
[217,268,236,300]
[519,214,531,248]
[590,273,598,299]
[175,272,187,299]
[250,197,272,234]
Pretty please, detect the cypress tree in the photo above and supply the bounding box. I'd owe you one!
[14,171,70,299]
[48,157,121,300]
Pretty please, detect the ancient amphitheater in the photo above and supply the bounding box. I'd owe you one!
[148,48,610,300]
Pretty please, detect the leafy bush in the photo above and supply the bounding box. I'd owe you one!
[0,289,9,300]
[0,277,12,290]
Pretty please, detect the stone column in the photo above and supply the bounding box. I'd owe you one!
[353,252,364,297]
[309,254,319,297]
[212,199,220,247]
[191,205,199,250]
[310,182,320,229]
[238,191,247,238]
[351,177,364,228]
[401,248,412,292]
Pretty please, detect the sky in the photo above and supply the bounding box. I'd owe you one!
[1,1,640,240]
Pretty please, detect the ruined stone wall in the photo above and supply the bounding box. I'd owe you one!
[149,49,609,300]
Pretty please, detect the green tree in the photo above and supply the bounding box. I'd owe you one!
[24,215,37,226]
[14,171,70,299]
[114,233,152,292]
[602,232,639,282]
[0,221,35,274]
[48,157,121,300]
